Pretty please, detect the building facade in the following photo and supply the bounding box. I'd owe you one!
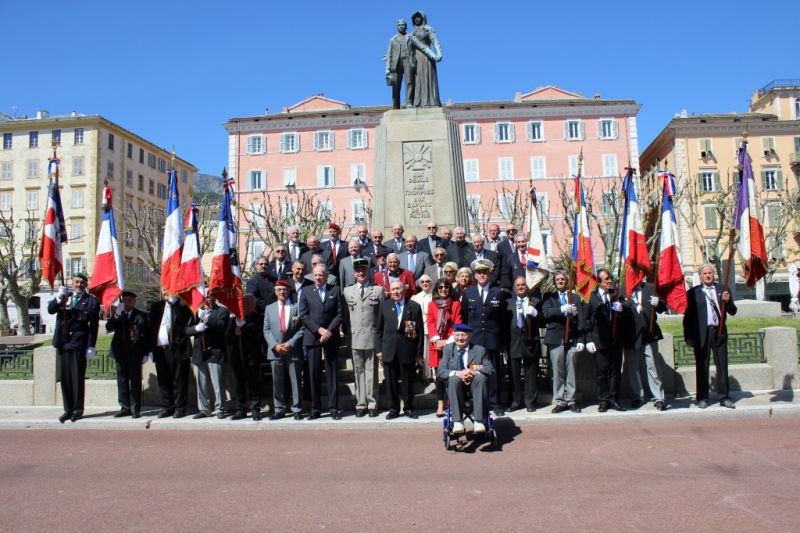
[225,87,641,264]
[0,111,196,332]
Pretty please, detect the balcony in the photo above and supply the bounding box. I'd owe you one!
[790,152,800,166]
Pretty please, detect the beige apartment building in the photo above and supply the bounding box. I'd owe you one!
[640,80,800,305]
[0,111,196,331]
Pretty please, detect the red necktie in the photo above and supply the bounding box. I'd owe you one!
[332,243,338,265]
[280,303,287,334]
[520,251,526,264]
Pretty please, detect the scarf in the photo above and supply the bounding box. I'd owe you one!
[434,298,453,337]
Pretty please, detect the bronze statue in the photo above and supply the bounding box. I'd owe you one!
[409,11,442,108]
[385,19,416,110]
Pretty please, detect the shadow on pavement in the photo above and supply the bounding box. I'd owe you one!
[446,417,522,454]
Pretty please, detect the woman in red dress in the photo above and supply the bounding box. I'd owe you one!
[426,278,462,417]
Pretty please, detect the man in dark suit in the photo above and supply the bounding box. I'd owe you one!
[150,291,194,419]
[497,224,517,258]
[620,279,668,411]
[460,259,507,416]
[398,234,432,282]
[48,272,100,423]
[541,270,585,413]
[320,222,348,272]
[437,324,494,434]
[226,294,266,420]
[387,223,406,254]
[264,280,305,420]
[465,234,501,287]
[585,268,626,412]
[501,233,529,290]
[683,264,738,409]
[298,264,343,420]
[417,220,444,257]
[289,259,314,304]
[107,290,150,418]
[484,223,504,253]
[246,256,276,313]
[188,295,229,419]
[503,277,542,412]
[375,279,424,419]
[301,236,334,277]
[423,247,448,284]
[355,225,372,248]
[446,226,474,269]
[284,225,309,263]
[266,244,292,283]
[362,229,384,261]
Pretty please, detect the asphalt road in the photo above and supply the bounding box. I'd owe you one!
[1,418,799,532]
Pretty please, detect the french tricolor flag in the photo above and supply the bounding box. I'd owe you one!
[175,202,206,314]
[208,178,244,320]
[160,169,184,295]
[572,176,597,302]
[620,168,651,296]
[89,187,124,311]
[734,139,768,288]
[525,187,549,291]
[38,158,68,288]
[657,183,687,313]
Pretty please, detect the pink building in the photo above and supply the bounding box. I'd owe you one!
[224,87,641,265]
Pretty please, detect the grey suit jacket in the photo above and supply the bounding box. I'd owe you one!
[398,250,432,280]
[338,255,376,288]
[263,300,304,361]
[435,343,494,381]
[342,284,385,350]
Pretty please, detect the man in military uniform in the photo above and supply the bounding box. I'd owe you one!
[226,294,266,421]
[150,291,195,419]
[107,290,150,418]
[47,273,101,423]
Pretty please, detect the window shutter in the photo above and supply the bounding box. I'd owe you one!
[474,125,481,144]
[761,170,767,190]
[314,132,320,151]
[696,173,703,191]
[279,134,286,153]
[563,121,569,140]
[734,137,742,155]
[761,137,769,153]
[596,120,603,139]
[493,123,500,143]
[329,166,335,187]
[579,121,586,140]
[246,136,253,155]
[317,167,325,187]
[612,120,619,139]
[777,169,784,190]
[363,130,368,149]
[713,171,721,191]
[795,136,800,153]
[527,122,533,141]
[259,135,266,153]
[508,124,515,142]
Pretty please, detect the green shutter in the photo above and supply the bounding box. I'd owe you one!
[714,171,721,191]
[761,170,767,190]
[795,136,800,153]
[777,170,784,190]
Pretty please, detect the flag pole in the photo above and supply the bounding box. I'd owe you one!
[611,165,633,341]
[719,132,746,336]
[649,161,667,333]
[564,151,583,346]
[48,138,71,341]
[526,178,535,340]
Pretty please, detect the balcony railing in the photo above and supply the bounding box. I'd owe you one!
[758,79,800,97]
[789,152,800,166]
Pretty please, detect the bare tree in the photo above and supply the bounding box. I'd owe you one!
[0,207,43,335]
[466,195,497,236]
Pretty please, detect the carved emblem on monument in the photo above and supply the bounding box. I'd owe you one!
[403,142,434,222]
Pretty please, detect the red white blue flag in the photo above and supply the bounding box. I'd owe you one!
[175,202,206,314]
[620,168,651,296]
[525,187,549,291]
[38,157,68,288]
[571,175,596,302]
[89,187,124,311]
[208,178,244,320]
[734,140,768,288]
[160,169,184,295]
[657,171,687,313]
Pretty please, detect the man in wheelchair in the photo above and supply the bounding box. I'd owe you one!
[436,324,495,435]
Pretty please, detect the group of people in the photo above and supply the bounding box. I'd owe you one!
[49,220,739,430]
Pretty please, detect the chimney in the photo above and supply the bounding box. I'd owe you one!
[594,93,601,99]
[36,110,50,119]
[282,106,289,113]
[514,91,522,103]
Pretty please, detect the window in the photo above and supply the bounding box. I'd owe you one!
[28,160,38,178]
[147,153,156,168]
[73,156,84,176]
[125,199,134,215]
[0,193,10,210]
[568,155,581,177]
[526,121,544,142]
[108,133,114,150]
[795,136,800,155]
[598,119,618,140]
[1,162,10,180]
[314,131,334,151]
[761,169,783,191]
[74,128,84,145]
[767,235,786,261]
[351,163,366,186]
[181,169,188,183]
[498,193,515,220]
[493,122,515,143]
[279,132,300,153]
[149,179,154,195]
[71,221,83,241]
[765,203,781,228]
[3,133,12,149]
[464,159,480,182]
[126,142,132,158]
[251,241,267,266]
[466,194,481,219]
[565,120,585,141]
[761,137,777,157]
[139,148,144,164]
[65,257,87,279]
[602,154,618,177]
[601,191,617,216]
[52,130,61,146]
[250,204,265,227]
[126,169,133,186]
[698,171,719,192]
[347,128,368,150]
[249,171,264,191]
[317,165,334,187]
[29,131,39,148]
[699,139,713,158]
[463,124,480,144]
[246,134,266,154]
[535,192,549,218]
[72,189,83,208]
[137,175,144,191]
[157,158,166,173]
[137,235,144,249]
[283,168,296,188]
[733,137,743,156]
[498,157,514,180]
[25,222,37,243]
[157,183,167,199]
[530,156,546,180]
[796,99,800,120]
[315,200,333,220]
[27,191,38,209]
[107,161,114,180]
[351,200,366,223]
[704,204,718,229]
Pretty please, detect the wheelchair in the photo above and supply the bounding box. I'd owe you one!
[442,386,497,450]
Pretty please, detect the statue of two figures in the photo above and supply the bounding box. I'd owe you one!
[384,11,442,109]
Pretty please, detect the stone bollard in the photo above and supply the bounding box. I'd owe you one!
[761,327,799,390]
[33,346,57,406]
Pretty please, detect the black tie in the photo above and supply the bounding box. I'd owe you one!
[457,348,465,370]
[360,285,365,299]
[604,293,611,320]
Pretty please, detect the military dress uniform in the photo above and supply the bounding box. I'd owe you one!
[342,278,385,415]
[106,303,150,416]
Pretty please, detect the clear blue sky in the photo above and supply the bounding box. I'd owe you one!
[2,0,797,175]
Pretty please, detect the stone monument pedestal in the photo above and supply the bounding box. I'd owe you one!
[373,107,468,237]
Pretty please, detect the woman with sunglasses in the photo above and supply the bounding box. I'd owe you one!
[426,279,462,417]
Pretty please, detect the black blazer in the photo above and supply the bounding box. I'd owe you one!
[149,300,195,361]
[417,235,445,257]
[106,308,150,361]
[683,282,737,348]
[246,273,276,313]
[298,283,343,348]
[619,282,667,349]
[436,342,494,380]
[188,306,229,364]
[464,249,501,286]
[289,278,314,305]
[266,259,293,283]
[320,239,349,266]
[300,249,335,277]
[501,250,526,289]
[541,291,585,346]
[496,239,514,258]
[585,289,624,350]
[460,284,506,351]
[374,298,424,364]
[225,311,265,361]
[283,241,309,262]
[47,292,100,351]
[447,241,474,269]
[503,292,543,359]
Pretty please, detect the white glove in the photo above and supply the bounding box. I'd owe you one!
[586,342,597,353]
[85,347,96,360]
[636,305,643,314]
[235,318,245,327]
[650,296,659,306]
[169,296,178,304]
[560,304,574,314]
[194,322,207,332]
[142,354,150,364]
[611,301,623,313]
[198,309,210,322]
[56,286,67,303]
[575,343,585,353]
[114,304,124,317]
[526,306,538,318]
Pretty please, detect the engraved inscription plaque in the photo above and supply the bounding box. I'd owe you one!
[403,142,435,223]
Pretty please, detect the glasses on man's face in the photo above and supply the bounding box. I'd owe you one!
[434,253,445,257]
[421,280,431,284]
[275,249,286,254]
[428,226,437,230]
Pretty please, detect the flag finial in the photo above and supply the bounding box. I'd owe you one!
[222,167,228,180]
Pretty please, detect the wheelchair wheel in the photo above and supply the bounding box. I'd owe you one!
[489,429,498,449]
[444,432,451,450]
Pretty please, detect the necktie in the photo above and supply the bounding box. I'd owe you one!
[560,292,568,317]
[438,266,443,278]
[520,251,526,265]
[291,244,297,261]
[71,294,79,309]
[457,348,466,370]
[479,287,484,303]
[280,303,287,334]
[332,243,338,265]
[360,285,365,299]
[517,299,525,329]
[396,303,403,321]
[319,287,325,301]
[277,262,283,277]
[604,292,611,320]
[408,252,415,272]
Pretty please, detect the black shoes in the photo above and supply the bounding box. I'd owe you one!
[598,403,609,413]
[552,404,568,414]
[355,409,367,418]
[526,406,536,413]
[569,404,581,413]
[404,410,418,419]
[173,411,186,419]
[630,399,644,409]
[508,403,522,412]
[216,412,226,419]
[386,410,399,420]
[58,412,71,424]
[192,411,211,419]
[157,410,174,419]
[269,412,285,421]
[114,410,132,418]
[330,410,342,420]
[654,401,667,411]
[252,411,263,421]
[132,412,141,419]
[293,412,305,421]
[492,408,505,417]
[70,413,83,422]
[230,411,247,421]
[368,410,379,418]
[721,399,736,409]
[609,402,627,412]
[697,400,708,409]
[307,411,321,420]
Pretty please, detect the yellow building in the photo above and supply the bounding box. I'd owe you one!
[640,80,800,305]
[0,111,196,331]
